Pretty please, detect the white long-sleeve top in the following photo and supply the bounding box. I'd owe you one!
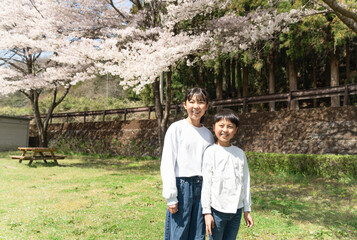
[201,144,252,214]
[160,119,214,205]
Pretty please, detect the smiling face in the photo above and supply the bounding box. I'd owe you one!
[183,94,208,127]
[213,118,238,147]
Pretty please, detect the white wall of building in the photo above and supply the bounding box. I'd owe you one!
[0,116,30,151]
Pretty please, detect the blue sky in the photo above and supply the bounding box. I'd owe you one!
[115,0,133,12]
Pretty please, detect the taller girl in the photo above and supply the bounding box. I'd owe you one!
[161,87,214,240]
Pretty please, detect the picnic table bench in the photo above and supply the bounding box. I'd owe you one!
[10,147,66,165]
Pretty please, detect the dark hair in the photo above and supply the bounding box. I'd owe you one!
[213,109,240,127]
[184,87,209,124]
[184,87,209,103]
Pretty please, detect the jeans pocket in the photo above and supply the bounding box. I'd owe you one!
[179,178,186,192]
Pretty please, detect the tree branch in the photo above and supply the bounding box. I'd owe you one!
[29,0,44,18]
[0,57,26,73]
[131,0,143,11]
[321,0,357,33]
[105,0,128,20]
[322,0,357,21]
[32,52,42,62]
[54,85,71,107]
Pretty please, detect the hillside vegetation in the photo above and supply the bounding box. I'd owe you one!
[0,77,147,117]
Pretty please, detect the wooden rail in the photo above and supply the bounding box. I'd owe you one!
[25,84,357,122]
[210,84,357,108]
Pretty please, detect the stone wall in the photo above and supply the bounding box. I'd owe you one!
[233,106,357,155]
[30,120,158,147]
[30,106,357,155]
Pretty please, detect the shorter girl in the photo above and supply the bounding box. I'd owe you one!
[201,108,253,240]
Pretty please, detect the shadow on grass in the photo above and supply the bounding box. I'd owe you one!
[252,174,357,239]
[28,162,60,168]
[3,153,161,175]
[58,156,161,175]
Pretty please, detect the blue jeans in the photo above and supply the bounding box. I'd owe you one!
[209,208,243,240]
[164,176,205,240]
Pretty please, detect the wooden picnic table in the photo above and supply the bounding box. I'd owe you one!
[10,147,66,165]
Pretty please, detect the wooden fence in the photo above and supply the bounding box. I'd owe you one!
[28,84,357,123]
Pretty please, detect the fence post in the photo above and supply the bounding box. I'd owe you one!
[287,92,292,110]
[243,97,247,114]
[124,109,127,121]
[102,110,106,122]
[148,107,151,120]
[84,112,86,123]
[66,114,69,123]
[344,85,350,106]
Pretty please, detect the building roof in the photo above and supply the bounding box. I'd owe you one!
[0,115,32,121]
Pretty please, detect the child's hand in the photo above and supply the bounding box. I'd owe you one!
[204,214,214,236]
[244,212,254,228]
[167,203,178,214]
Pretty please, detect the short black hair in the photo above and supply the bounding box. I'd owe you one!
[184,87,209,103]
[213,109,240,127]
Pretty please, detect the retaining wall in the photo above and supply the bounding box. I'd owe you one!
[30,106,357,155]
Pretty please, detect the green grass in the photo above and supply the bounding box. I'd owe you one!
[0,152,356,239]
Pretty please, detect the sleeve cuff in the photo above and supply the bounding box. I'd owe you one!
[244,206,251,212]
[167,197,178,206]
[202,208,212,214]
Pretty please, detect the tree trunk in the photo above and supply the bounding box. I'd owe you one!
[330,54,340,107]
[268,43,276,111]
[243,64,248,98]
[25,87,71,147]
[242,64,249,113]
[153,68,172,155]
[345,41,350,82]
[163,69,172,132]
[152,80,163,153]
[216,59,223,100]
[236,59,242,97]
[287,59,299,110]
[29,90,47,147]
[225,58,231,98]
[194,64,204,87]
[198,65,204,88]
[312,56,318,108]
[159,72,164,104]
[231,57,237,97]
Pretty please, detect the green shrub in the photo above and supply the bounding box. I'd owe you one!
[48,136,357,180]
[246,152,357,180]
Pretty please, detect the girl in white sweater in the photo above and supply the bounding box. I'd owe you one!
[161,87,214,240]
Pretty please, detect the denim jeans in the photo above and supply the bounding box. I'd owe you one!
[209,208,243,240]
[164,176,205,240]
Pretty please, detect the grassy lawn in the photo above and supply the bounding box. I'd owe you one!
[0,152,356,239]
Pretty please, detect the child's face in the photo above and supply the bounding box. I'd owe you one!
[213,118,238,147]
[183,94,208,123]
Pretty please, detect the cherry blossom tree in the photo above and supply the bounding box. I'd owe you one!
[0,0,95,147]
